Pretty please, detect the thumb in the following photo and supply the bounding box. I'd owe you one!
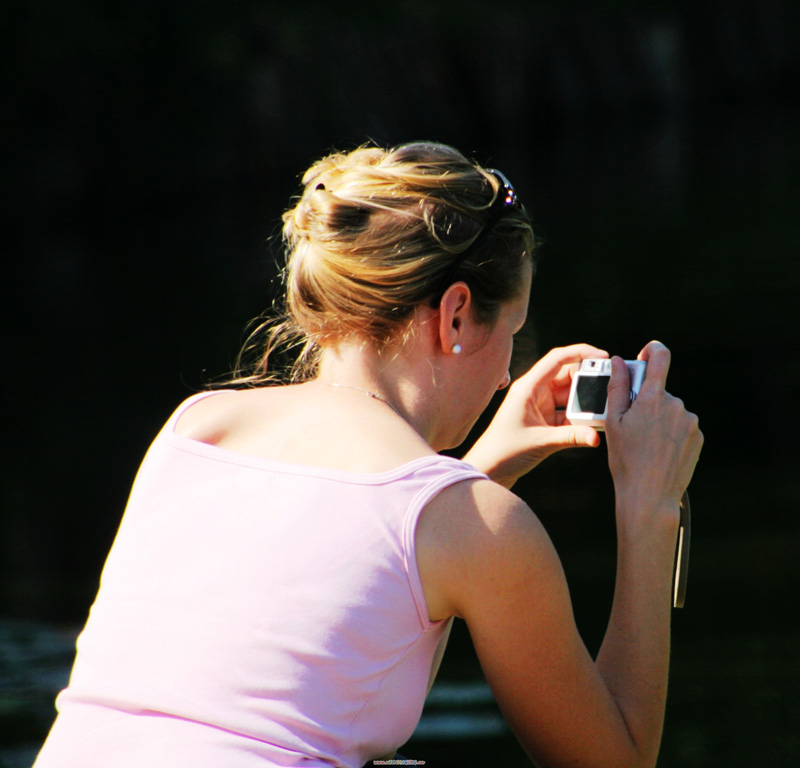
[535,424,601,452]
[606,356,631,422]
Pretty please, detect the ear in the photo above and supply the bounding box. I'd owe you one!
[436,282,473,353]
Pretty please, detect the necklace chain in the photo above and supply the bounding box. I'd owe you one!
[326,383,403,418]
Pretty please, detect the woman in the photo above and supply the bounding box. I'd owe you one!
[35,142,702,767]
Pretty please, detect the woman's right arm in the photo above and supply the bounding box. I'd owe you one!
[417,342,702,768]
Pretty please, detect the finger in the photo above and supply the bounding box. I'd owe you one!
[574,425,602,448]
[552,382,577,409]
[521,344,608,386]
[638,340,671,391]
[534,423,602,449]
[606,356,632,421]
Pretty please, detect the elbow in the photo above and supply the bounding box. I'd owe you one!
[525,736,659,768]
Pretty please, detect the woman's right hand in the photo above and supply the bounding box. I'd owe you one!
[605,341,703,518]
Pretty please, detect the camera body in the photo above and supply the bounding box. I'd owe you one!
[566,359,647,430]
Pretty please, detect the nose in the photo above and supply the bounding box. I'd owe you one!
[498,371,511,390]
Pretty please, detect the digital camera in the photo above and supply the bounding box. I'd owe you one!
[566,359,647,430]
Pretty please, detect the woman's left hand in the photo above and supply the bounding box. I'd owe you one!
[463,344,608,489]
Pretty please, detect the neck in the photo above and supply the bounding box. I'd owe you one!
[316,340,447,448]
[326,383,404,419]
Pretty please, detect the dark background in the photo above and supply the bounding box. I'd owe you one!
[3,1,800,765]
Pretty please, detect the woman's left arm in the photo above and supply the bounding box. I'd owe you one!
[463,344,608,488]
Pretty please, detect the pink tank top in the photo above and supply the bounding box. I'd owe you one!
[35,393,487,768]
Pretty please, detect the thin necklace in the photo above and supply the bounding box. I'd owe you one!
[327,382,404,419]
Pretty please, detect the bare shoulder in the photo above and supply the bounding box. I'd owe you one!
[421,479,549,557]
[173,385,434,473]
[173,389,241,441]
[416,478,564,622]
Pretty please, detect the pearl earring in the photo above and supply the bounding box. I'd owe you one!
[451,343,462,355]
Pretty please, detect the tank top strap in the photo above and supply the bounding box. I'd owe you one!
[401,458,488,629]
[164,390,224,431]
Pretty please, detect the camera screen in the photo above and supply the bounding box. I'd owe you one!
[575,375,609,415]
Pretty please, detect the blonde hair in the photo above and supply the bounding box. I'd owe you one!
[232,142,535,384]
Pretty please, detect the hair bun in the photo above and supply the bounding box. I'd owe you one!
[235,142,534,384]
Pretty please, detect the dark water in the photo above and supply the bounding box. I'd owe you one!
[4,3,800,765]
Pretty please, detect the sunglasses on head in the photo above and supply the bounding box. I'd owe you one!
[431,169,519,305]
